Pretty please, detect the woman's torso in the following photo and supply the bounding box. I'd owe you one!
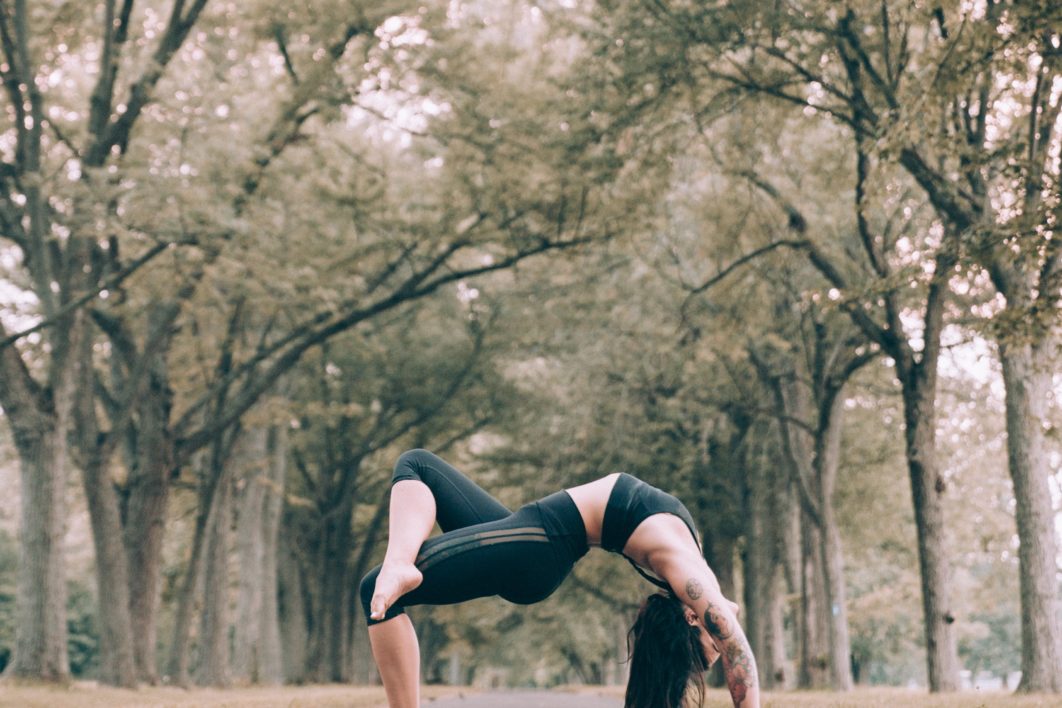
[564,473,700,570]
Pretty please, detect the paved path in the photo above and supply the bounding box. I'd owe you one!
[427,690,621,707]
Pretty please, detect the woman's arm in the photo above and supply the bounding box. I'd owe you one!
[661,554,761,708]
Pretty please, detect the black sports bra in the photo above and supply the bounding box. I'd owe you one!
[601,473,701,590]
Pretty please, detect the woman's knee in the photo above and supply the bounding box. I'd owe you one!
[360,565,408,625]
[392,448,437,484]
[359,566,381,621]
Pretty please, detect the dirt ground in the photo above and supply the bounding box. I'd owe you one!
[0,683,459,708]
[1,683,1058,708]
[578,685,1060,708]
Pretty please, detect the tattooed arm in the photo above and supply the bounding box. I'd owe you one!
[662,555,761,708]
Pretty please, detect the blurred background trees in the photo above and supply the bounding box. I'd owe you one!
[0,0,1057,696]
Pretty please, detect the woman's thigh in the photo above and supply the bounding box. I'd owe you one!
[399,508,569,609]
[393,449,511,531]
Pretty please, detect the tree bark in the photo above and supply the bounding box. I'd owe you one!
[0,12,68,676]
[197,466,234,687]
[346,492,389,683]
[79,451,137,687]
[710,535,738,603]
[799,509,830,689]
[747,473,790,687]
[8,425,70,682]
[311,496,355,682]
[765,451,797,690]
[1,326,77,682]
[764,565,789,689]
[167,451,221,686]
[765,370,851,690]
[73,309,138,688]
[122,356,174,684]
[814,395,853,691]
[279,530,310,683]
[231,425,286,685]
[742,454,779,686]
[1000,342,1062,692]
[901,381,959,692]
[233,430,268,683]
[257,425,287,685]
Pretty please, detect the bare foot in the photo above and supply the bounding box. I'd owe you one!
[370,562,423,620]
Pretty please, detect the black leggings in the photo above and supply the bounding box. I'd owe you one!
[359,450,588,625]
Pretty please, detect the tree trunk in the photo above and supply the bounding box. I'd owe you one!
[764,458,796,690]
[233,430,268,683]
[231,425,286,685]
[279,532,310,683]
[258,425,287,685]
[0,0,69,680]
[79,452,137,687]
[8,424,70,682]
[349,620,375,685]
[798,510,830,689]
[123,364,174,684]
[167,452,221,686]
[764,565,789,689]
[346,492,389,682]
[901,382,959,692]
[999,342,1062,692]
[313,497,355,682]
[708,535,737,601]
[742,457,773,682]
[3,322,80,682]
[815,395,853,691]
[74,318,137,688]
[819,507,853,690]
[197,467,233,687]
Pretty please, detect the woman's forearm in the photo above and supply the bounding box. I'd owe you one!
[664,556,762,708]
[717,629,760,708]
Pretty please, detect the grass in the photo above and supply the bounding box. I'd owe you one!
[1,684,1058,707]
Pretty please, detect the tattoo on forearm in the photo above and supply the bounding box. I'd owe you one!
[686,578,703,600]
[721,634,757,705]
[704,601,733,640]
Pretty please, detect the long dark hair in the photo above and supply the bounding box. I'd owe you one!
[624,592,708,708]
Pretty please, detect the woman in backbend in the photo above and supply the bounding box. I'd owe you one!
[360,449,760,708]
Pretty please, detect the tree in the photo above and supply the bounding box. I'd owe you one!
[2,0,645,684]
[676,1,1062,690]
[576,0,986,688]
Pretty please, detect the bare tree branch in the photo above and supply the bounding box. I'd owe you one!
[273,24,300,84]
[679,239,809,329]
[174,233,596,454]
[1,240,171,349]
[748,347,823,527]
[85,0,210,164]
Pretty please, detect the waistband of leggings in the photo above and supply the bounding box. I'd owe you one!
[534,490,589,563]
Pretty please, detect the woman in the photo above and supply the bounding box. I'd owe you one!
[360,449,760,708]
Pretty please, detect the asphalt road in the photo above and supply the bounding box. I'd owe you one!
[427,691,622,707]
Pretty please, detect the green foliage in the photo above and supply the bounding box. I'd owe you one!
[66,582,100,678]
